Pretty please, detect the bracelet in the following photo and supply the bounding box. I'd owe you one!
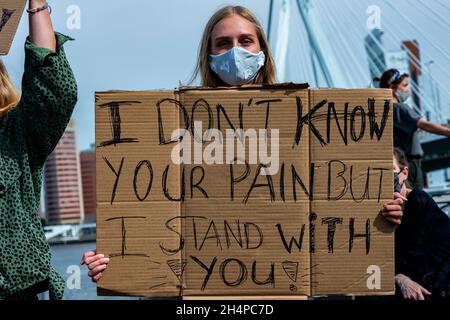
[27,2,51,15]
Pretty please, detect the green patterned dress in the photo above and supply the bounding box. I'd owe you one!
[0,32,77,300]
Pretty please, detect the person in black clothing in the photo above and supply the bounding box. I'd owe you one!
[393,148,450,300]
[375,69,450,189]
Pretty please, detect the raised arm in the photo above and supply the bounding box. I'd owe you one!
[28,0,56,51]
[16,1,78,168]
[417,118,450,138]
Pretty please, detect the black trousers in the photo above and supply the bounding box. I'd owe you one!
[4,279,48,300]
[5,292,39,300]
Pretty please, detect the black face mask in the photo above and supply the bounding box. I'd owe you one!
[394,171,402,193]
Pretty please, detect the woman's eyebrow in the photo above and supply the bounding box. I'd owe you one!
[239,33,257,38]
[214,33,256,42]
[213,36,232,42]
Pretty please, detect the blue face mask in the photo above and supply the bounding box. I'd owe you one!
[395,90,410,103]
[209,46,266,86]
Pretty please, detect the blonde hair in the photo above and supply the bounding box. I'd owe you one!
[192,5,277,87]
[0,60,20,117]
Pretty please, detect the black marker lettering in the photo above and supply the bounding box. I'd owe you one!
[191,99,213,142]
[349,218,371,254]
[251,261,275,287]
[106,216,147,258]
[292,164,310,201]
[133,160,153,202]
[230,159,250,201]
[0,9,15,32]
[199,220,222,251]
[244,222,264,249]
[255,99,282,131]
[156,98,189,145]
[276,224,306,253]
[190,166,208,199]
[217,104,239,132]
[349,166,370,203]
[224,220,243,249]
[322,217,343,253]
[328,160,348,201]
[373,168,389,203]
[98,101,141,147]
[350,106,366,142]
[191,256,217,291]
[327,102,348,145]
[103,157,124,205]
[244,164,275,204]
[160,216,185,255]
[294,98,327,148]
[162,165,185,202]
[368,99,390,141]
[220,259,248,287]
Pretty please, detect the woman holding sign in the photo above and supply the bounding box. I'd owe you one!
[82,5,406,285]
[81,5,278,283]
[0,0,77,300]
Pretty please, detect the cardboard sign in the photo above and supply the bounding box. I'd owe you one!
[0,0,26,55]
[95,84,395,298]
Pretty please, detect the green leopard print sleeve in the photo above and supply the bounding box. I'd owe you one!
[20,32,79,168]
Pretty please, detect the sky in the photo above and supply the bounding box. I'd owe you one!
[3,0,450,152]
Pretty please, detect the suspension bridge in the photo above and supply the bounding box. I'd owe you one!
[266,0,450,185]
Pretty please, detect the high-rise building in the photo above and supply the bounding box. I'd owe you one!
[44,120,84,225]
[80,144,96,223]
[364,29,386,81]
[402,40,422,111]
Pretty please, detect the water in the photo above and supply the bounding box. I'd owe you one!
[48,242,139,300]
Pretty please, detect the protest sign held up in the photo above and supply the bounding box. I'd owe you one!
[0,0,26,55]
[95,84,395,298]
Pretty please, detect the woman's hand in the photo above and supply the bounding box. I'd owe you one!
[81,250,110,283]
[381,192,407,225]
[396,274,432,300]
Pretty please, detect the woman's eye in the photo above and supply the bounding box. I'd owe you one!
[217,40,229,47]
